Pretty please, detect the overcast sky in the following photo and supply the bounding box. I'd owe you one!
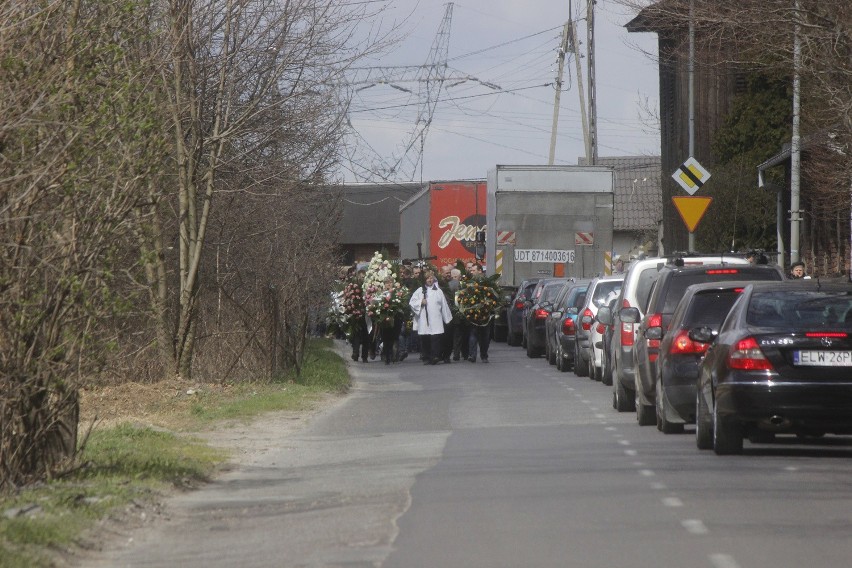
[340,0,660,184]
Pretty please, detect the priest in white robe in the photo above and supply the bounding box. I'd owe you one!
[409,272,452,365]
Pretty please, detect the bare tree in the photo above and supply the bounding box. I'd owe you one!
[143,0,391,380]
[0,1,169,488]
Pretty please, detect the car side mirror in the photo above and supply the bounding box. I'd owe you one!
[596,307,612,325]
[619,307,641,324]
[566,307,579,315]
[552,311,563,319]
[644,327,663,340]
[688,326,716,344]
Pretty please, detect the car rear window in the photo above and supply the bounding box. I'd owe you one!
[542,282,565,302]
[684,290,742,329]
[573,291,587,308]
[747,291,852,329]
[562,287,587,309]
[635,266,662,311]
[592,281,622,307]
[662,269,782,313]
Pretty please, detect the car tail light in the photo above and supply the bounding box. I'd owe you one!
[619,299,634,346]
[645,313,663,362]
[669,330,710,354]
[581,308,594,331]
[705,269,739,275]
[596,322,605,334]
[514,300,525,310]
[562,318,576,336]
[805,332,848,338]
[534,308,549,319]
[647,313,663,329]
[727,337,773,371]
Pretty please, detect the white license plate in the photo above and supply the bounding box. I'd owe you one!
[793,350,852,366]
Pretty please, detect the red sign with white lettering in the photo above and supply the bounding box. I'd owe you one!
[429,181,487,266]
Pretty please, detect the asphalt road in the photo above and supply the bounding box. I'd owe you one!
[89,340,852,568]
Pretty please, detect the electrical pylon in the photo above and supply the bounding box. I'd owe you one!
[345,3,454,182]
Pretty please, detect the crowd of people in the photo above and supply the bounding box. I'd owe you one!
[334,254,502,366]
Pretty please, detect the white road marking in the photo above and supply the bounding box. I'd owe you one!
[784,466,799,472]
[624,449,637,457]
[650,482,667,490]
[605,426,617,431]
[638,469,655,477]
[595,413,607,419]
[662,497,683,508]
[618,439,631,446]
[682,519,709,535]
[710,553,741,568]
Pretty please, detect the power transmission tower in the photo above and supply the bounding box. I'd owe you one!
[345,3,455,182]
[587,0,598,164]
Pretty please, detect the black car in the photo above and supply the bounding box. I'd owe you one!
[523,278,571,358]
[492,285,518,342]
[654,282,748,434]
[693,280,852,454]
[623,263,784,426]
[506,279,539,346]
[595,295,620,386]
[546,280,590,370]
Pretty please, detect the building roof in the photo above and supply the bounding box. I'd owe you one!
[338,182,427,244]
[579,156,662,231]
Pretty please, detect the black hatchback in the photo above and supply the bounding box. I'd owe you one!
[693,280,852,454]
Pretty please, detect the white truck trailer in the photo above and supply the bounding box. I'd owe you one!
[485,165,615,285]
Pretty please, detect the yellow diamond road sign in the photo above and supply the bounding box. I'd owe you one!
[672,157,711,195]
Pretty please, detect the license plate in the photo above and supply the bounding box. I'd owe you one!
[793,350,852,366]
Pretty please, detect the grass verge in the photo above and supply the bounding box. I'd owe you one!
[0,339,349,568]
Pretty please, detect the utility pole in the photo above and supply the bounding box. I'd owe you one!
[549,23,571,165]
[790,0,802,265]
[687,0,696,252]
[569,16,591,162]
[587,0,598,164]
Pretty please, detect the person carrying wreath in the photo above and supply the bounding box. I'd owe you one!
[457,263,501,363]
[409,270,452,365]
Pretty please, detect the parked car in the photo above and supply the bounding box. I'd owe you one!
[506,279,539,346]
[594,292,620,386]
[654,282,749,434]
[575,275,624,378]
[543,280,580,365]
[546,280,590,370]
[624,263,784,426]
[692,280,852,454]
[523,278,571,357]
[492,285,518,342]
[611,254,751,413]
[586,285,624,382]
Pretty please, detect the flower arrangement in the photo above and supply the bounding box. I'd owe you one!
[367,281,410,328]
[341,279,366,336]
[362,251,394,304]
[456,274,502,326]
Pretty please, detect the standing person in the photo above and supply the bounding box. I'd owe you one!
[378,277,403,365]
[448,269,469,361]
[343,269,369,362]
[462,264,499,363]
[408,271,452,365]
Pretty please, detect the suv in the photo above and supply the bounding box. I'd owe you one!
[623,263,784,425]
[524,278,571,357]
[575,275,624,378]
[543,280,579,365]
[611,254,751,413]
[506,279,539,346]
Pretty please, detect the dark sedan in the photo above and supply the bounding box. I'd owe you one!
[655,282,747,434]
[693,280,852,455]
[523,278,571,358]
[506,279,539,346]
[492,285,518,342]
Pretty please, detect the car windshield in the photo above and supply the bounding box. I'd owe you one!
[684,290,742,328]
[662,269,781,314]
[747,291,852,329]
[592,281,622,307]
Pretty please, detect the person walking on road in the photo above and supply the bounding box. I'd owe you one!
[409,271,452,365]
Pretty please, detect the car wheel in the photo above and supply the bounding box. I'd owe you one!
[695,389,713,450]
[614,372,635,412]
[712,402,743,455]
[507,331,519,347]
[574,343,588,377]
[657,381,684,434]
[548,341,557,365]
[526,338,537,358]
[555,345,563,371]
[601,349,613,386]
[636,398,655,426]
[522,332,527,349]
